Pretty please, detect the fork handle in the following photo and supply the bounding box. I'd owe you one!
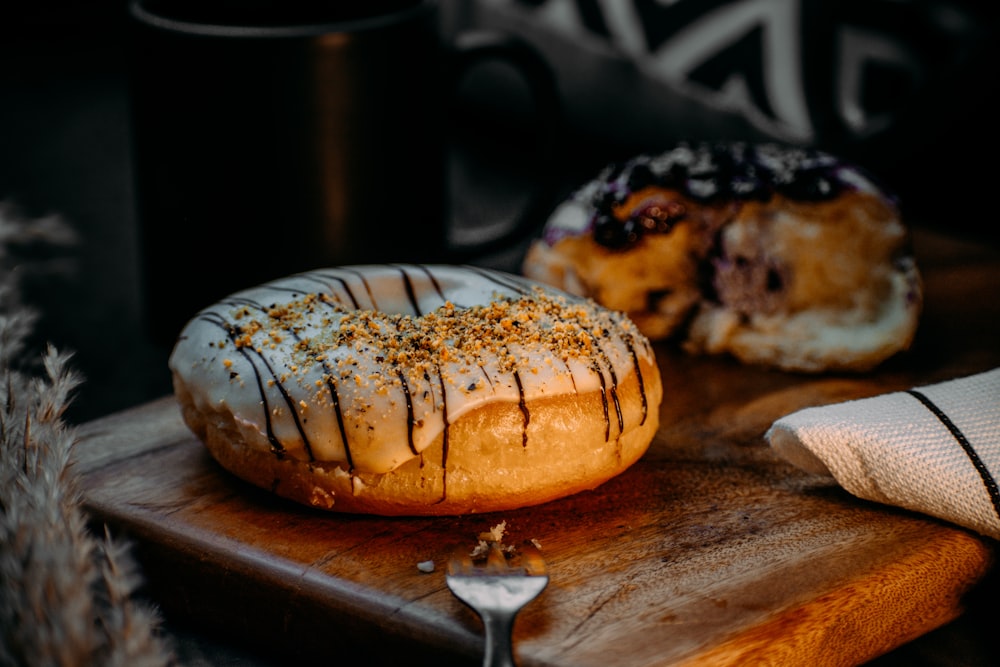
[480,611,518,667]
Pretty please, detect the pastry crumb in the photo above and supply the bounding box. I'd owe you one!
[479,520,507,543]
[471,520,520,560]
[307,487,334,509]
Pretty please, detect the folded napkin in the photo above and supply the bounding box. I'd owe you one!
[767,368,1000,540]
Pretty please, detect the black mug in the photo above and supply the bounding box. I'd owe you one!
[128,0,560,344]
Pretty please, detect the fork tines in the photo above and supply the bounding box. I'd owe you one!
[445,540,548,667]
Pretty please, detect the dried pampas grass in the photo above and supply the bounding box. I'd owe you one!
[0,202,175,666]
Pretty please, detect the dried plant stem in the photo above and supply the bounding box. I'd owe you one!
[1,204,176,666]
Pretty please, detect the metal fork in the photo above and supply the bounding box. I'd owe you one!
[446,541,549,667]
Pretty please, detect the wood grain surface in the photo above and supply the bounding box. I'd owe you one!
[73,229,999,666]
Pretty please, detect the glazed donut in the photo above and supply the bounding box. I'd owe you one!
[168,264,662,516]
[523,142,923,373]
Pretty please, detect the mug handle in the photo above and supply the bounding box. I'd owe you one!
[444,30,562,263]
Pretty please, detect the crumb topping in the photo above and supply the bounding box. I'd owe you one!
[211,286,636,395]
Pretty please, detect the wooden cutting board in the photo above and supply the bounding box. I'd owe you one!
[73,230,999,666]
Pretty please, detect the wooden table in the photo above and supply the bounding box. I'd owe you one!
[73,229,999,666]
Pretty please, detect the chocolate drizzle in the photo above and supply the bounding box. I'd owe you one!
[513,370,530,448]
[626,336,649,427]
[466,265,534,297]
[196,311,310,459]
[201,297,346,465]
[590,360,611,441]
[397,369,419,456]
[303,272,360,309]
[325,377,352,470]
[397,265,422,315]
[342,267,377,309]
[594,338,624,438]
[416,264,448,302]
[434,362,450,504]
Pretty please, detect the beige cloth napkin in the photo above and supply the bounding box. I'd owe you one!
[766,368,1000,540]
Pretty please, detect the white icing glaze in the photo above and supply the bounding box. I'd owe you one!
[169,264,656,474]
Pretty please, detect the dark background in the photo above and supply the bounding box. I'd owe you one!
[1,2,998,664]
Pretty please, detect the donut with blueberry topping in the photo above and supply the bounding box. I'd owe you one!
[523,142,922,372]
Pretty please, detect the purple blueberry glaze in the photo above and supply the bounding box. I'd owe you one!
[556,142,895,251]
